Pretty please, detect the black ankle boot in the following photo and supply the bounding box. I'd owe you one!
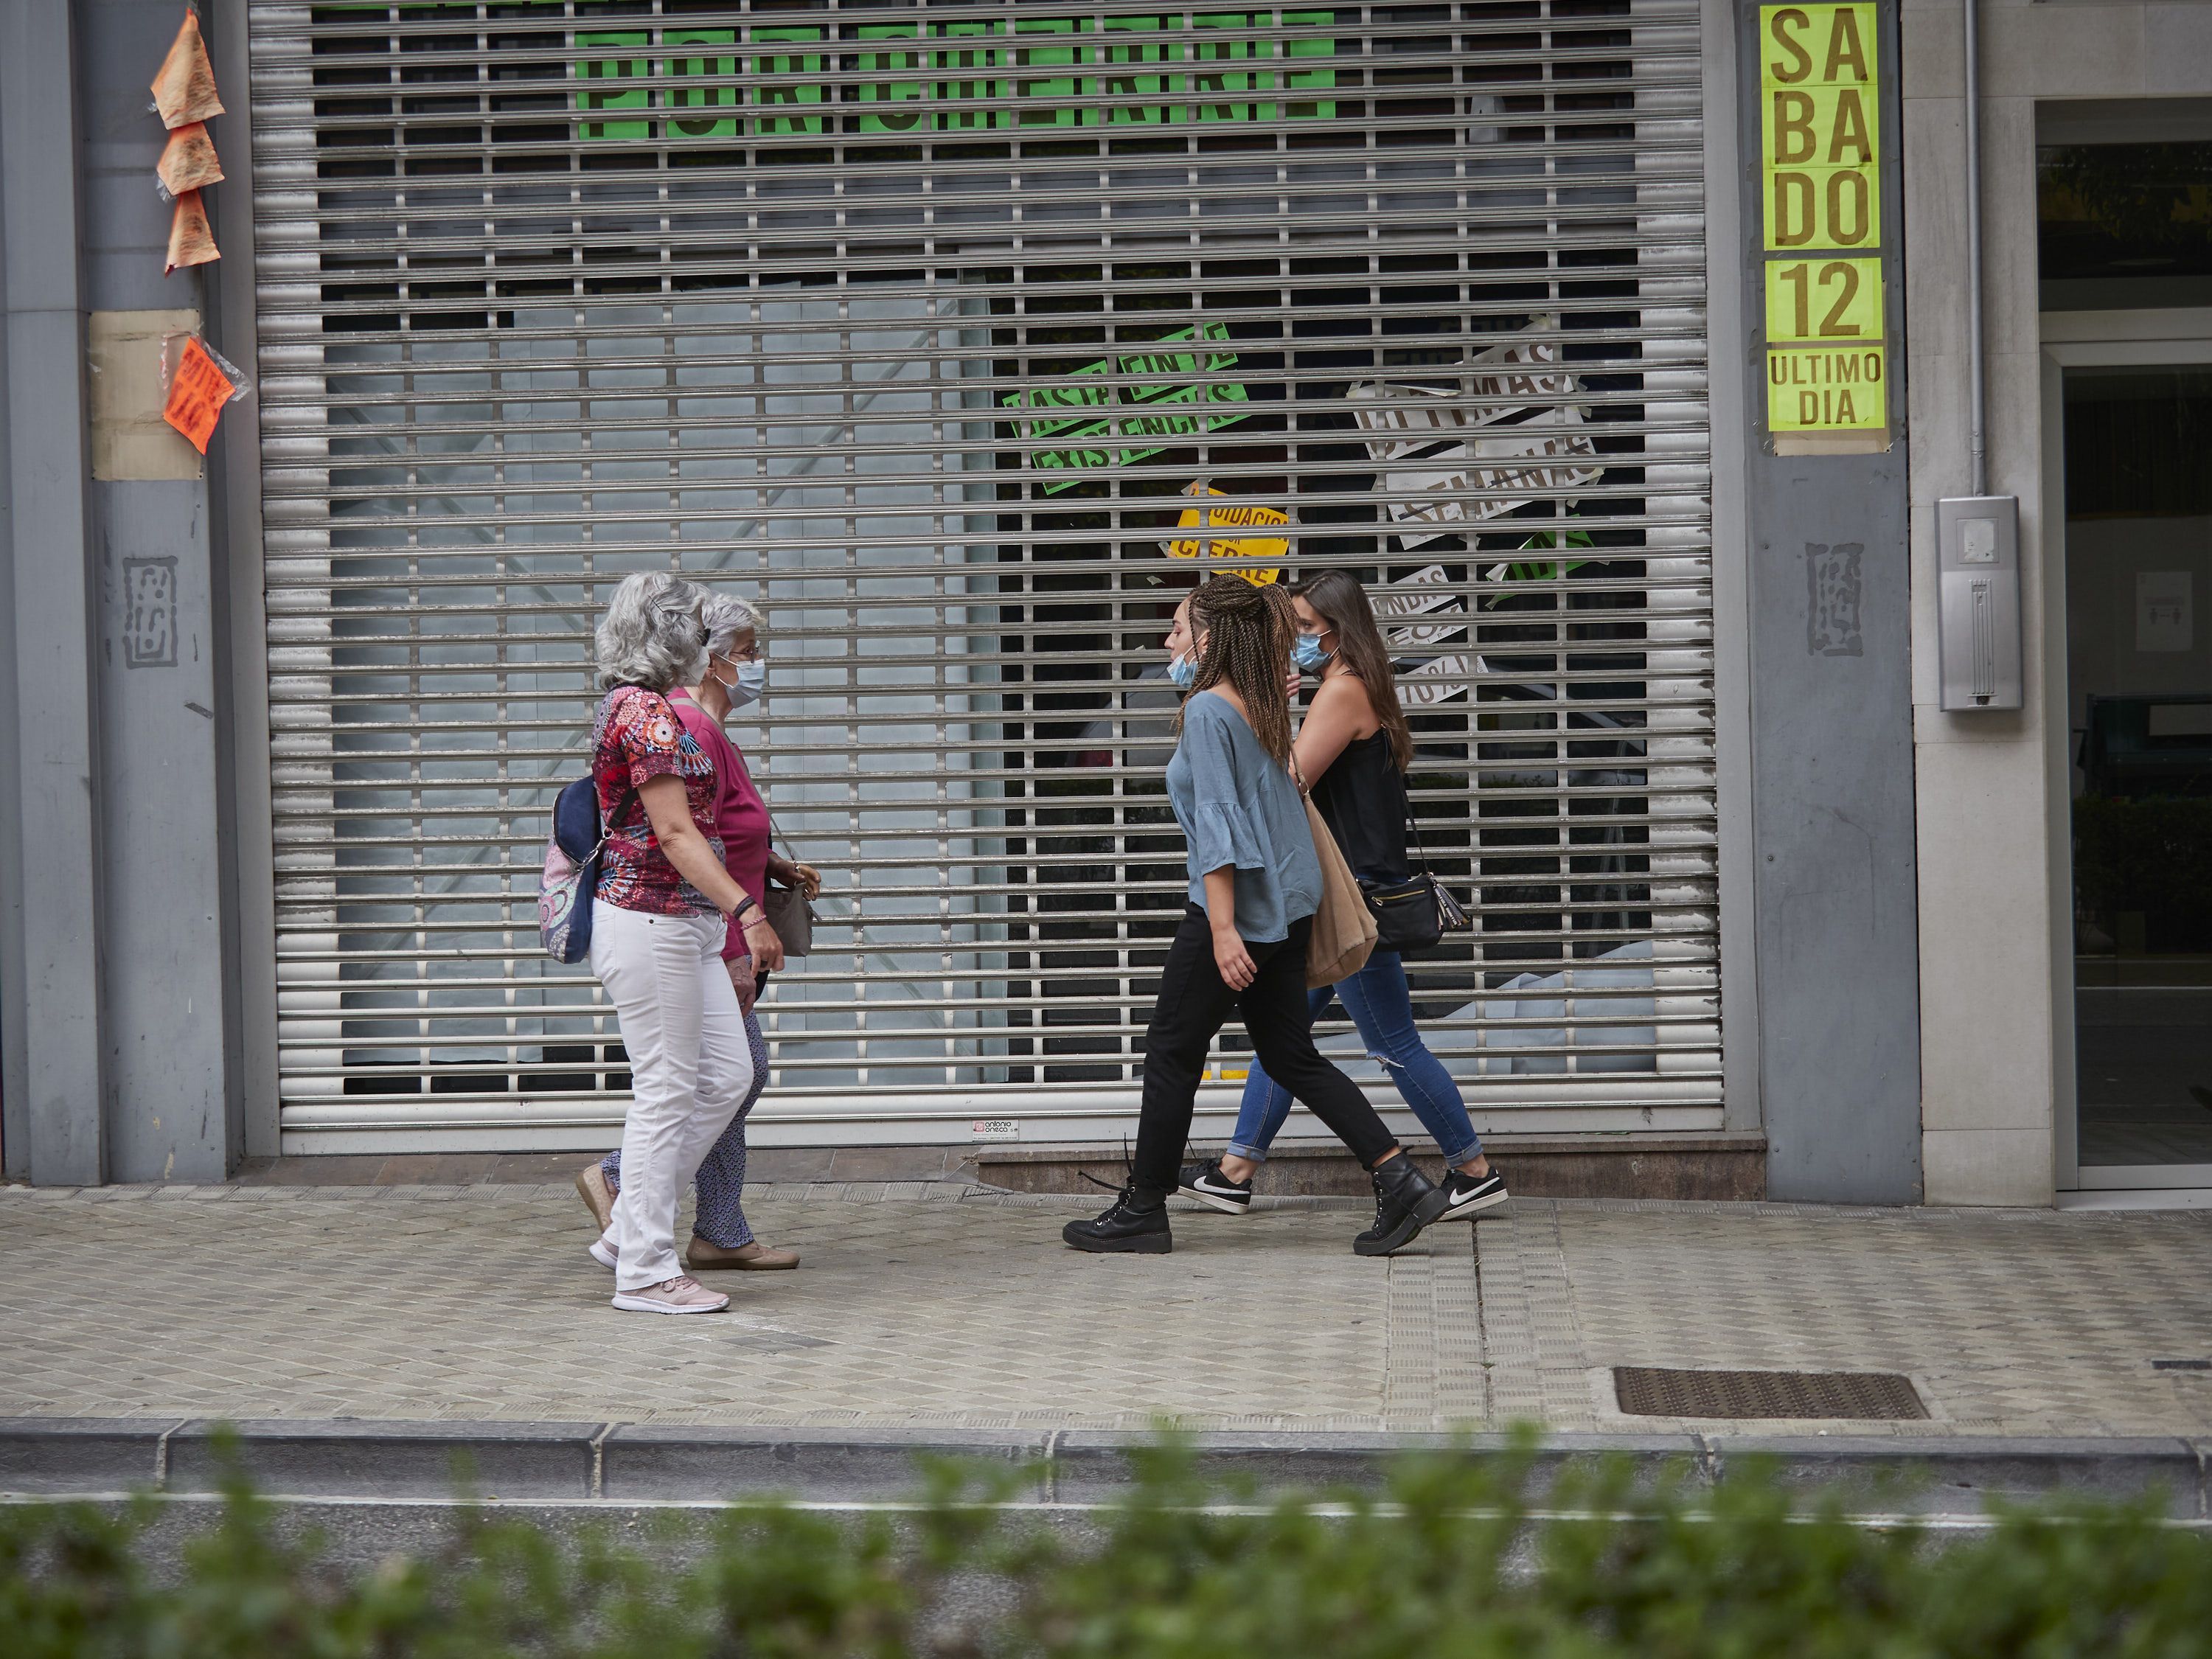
[1063,1183,1173,1253]
[1353,1155,1450,1256]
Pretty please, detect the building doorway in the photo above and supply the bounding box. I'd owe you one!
[2054,353,2212,1186]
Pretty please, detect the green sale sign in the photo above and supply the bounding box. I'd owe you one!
[569,12,1338,140]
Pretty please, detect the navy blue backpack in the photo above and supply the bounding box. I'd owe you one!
[538,776,615,964]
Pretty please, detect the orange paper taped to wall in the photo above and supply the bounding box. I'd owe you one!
[164,189,220,275]
[162,336,236,455]
[152,9,224,129]
[157,121,224,195]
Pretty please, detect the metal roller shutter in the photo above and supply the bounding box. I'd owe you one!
[247,0,1719,1152]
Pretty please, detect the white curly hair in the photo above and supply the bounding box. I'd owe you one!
[594,571,709,692]
[701,591,765,662]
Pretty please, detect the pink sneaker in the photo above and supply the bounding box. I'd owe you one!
[611,1275,728,1315]
[588,1234,617,1270]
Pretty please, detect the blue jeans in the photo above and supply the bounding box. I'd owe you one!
[1228,951,1483,1167]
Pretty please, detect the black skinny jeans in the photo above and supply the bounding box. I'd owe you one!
[1132,905,1400,1194]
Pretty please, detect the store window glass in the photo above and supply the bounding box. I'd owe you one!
[2065,368,2212,1169]
[2039,140,2212,312]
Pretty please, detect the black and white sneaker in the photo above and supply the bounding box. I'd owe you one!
[1177,1158,1253,1215]
[1439,1166,1509,1222]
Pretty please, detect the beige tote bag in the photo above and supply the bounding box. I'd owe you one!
[1303,793,1377,990]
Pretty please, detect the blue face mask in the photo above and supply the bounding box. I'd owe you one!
[1293,633,1332,672]
[1168,653,1199,691]
[714,658,767,709]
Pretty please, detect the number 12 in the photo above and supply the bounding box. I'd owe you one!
[1771,259,1879,341]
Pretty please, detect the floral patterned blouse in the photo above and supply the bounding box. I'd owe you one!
[591,685,723,916]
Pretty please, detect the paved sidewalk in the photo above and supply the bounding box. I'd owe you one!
[3,1182,2209,1438]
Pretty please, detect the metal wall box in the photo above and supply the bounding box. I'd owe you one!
[1936,495,2023,711]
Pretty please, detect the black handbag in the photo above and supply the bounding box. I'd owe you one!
[1359,809,1471,956]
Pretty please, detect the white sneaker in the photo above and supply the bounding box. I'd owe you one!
[588,1233,618,1270]
[611,1274,728,1315]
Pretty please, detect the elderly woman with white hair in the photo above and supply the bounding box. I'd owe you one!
[580,572,779,1315]
[577,588,819,1279]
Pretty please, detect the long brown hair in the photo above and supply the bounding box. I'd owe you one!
[1178,575,1296,765]
[1293,569,1415,772]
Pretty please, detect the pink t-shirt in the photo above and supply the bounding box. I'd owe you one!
[667,687,771,961]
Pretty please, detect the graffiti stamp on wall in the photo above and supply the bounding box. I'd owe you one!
[122,557,179,669]
[1806,540,1864,658]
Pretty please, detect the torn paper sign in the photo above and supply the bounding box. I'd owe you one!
[1369,563,1469,653]
[1397,652,1478,709]
[1376,409,1602,547]
[164,189,219,274]
[157,121,223,196]
[1346,318,1578,465]
[153,7,223,128]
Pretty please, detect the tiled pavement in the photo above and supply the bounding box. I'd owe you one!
[4,1181,2209,1436]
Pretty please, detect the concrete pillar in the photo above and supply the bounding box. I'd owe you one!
[2,0,249,1184]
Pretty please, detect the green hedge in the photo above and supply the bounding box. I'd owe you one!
[5,1439,2209,1658]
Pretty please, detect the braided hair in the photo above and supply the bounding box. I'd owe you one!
[1178,574,1296,765]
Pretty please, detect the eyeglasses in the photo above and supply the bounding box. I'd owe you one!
[725,642,766,663]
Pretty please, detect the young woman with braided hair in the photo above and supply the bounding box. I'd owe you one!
[1063,576,1452,1257]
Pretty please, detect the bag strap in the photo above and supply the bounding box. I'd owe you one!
[582,686,654,867]
[1402,791,1436,878]
[591,782,636,865]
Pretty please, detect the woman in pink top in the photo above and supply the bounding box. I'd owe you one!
[577,593,821,1270]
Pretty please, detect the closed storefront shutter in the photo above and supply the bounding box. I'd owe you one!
[247,0,1718,1151]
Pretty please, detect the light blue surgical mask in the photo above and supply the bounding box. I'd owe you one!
[1168,654,1199,691]
[1293,633,1333,672]
[730,659,767,707]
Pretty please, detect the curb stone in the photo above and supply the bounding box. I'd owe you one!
[599,1426,1044,1503]
[164,1419,603,1500]
[1,1420,2205,1516]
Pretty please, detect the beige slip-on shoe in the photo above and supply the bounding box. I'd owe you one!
[611,1274,728,1315]
[574,1161,615,1232]
[687,1237,800,1271]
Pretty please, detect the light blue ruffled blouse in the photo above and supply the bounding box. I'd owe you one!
[1166,691,1322,944]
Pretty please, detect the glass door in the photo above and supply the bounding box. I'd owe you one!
[2064,365,2212,1183]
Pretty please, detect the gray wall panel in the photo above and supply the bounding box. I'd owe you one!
[74,0,242,1180]
[1738,0,1922,1203]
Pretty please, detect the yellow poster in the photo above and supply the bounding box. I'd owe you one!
[1766,344,1888,432]
[1764,257,1883,343]
[1759,4,1879,251]
[1760,4,1886,443]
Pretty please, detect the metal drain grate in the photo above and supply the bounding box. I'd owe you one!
[1613,1368,1929,1420]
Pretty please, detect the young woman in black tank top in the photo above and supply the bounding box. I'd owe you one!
[1175,571,1509,1224]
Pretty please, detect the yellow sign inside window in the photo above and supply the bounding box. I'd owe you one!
[1164,488,1290,584]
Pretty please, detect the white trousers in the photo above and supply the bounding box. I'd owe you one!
[590,902,754,1290]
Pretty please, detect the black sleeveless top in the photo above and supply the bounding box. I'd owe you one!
[1312,728,1409,883]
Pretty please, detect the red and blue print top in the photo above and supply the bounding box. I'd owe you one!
[591,685,723,916]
